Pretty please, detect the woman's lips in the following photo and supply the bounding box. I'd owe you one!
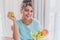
[26,15,31,17]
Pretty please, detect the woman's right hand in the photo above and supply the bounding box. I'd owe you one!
[7,11,16,22]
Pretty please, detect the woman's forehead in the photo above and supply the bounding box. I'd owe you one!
[24,6,33,10]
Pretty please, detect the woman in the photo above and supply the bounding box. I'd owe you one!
[8,0,42,40]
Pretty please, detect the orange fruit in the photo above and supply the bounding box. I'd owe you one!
[42,29,48,35]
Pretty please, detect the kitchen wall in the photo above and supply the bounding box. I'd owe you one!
[0,0,4,40]
[54,0,60,40]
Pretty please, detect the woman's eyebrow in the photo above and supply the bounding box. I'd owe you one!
[24,8,29,10]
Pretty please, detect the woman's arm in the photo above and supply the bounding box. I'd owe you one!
[12,20,19,40]
[7,12,19,40]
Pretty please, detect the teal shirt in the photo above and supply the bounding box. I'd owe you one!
[16,19,42,40]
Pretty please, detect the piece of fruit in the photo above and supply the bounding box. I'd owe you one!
[32,32,38,37]
[9,11,14,17]
[42,29,48,35]
[32,31,41,37]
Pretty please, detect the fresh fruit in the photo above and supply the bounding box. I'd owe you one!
[32,32,38,37]
[32,29,48,39]
[42,29,48,35]
[9,11,14,17]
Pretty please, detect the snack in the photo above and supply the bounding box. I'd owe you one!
[10,11,14,17]
[32,29,48,39]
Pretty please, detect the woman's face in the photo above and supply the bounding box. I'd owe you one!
[22,5,33,20]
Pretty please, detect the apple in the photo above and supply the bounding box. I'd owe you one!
[10,11,14,17]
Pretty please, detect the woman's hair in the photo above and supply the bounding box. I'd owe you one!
[21,0,32,10]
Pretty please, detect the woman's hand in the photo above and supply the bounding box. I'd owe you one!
[7,11,19,40]
[7,11,16,22]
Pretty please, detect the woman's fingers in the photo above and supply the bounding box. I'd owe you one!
[7,11,16,21]
[7,12,10,18]
[7,12,12,19]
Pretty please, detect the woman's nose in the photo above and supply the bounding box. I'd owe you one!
[28,11,31,14]
[28,11,30,14]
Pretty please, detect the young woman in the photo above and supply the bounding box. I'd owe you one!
[8,0,42,40]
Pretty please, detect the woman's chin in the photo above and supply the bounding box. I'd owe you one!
[26,17,31,20]
[26,18,31,20]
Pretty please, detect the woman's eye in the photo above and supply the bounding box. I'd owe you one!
[25,9,28,12]
[31,10,33,12]
[24,9,33,12]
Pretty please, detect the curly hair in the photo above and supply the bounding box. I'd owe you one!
[21,0,32,10]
